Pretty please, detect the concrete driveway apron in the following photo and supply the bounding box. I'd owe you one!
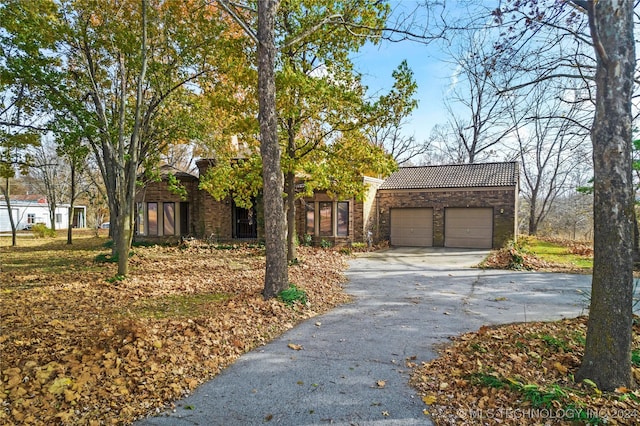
[136,247,592,426]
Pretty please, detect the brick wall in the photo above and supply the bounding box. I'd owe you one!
[194,158,236,240]
[376,186,517,248]
[194,190,234,240]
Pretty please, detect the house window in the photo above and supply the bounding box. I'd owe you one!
[163,202,175,235]
[305,202,315,234]
[27,213,36,224]
[136,203,145,235]
[319,202,333,236]
[337,202,349,236]
[55,213,62,224]
[147,203,158,236]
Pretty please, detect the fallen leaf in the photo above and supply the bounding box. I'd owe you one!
[376,380,386,388]
[287,343,303,351]
[48,377,73,395]
[553,361,568,374]
[422,395,437,404]
[382,411,389,416]
[508,353,522,363]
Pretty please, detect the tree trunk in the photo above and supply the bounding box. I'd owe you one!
[285,170,296,262]
[115,201,133,276]
[2,179,17,247]
[528,196,537,235]
[285,120,297,262]
[258,0,288,299]
[48,203,56,232]
[576,0,635,391]
[67,165,75,245]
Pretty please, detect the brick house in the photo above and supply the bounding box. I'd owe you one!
[135,160,518,249]
[135,161,259,242]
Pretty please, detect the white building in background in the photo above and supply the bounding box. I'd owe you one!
[0,195,86,232]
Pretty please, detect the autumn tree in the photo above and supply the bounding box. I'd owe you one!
[364,60,427,166]
[209,1,405,265]
[0,132,39,245]
[276,1,405,261]
[3,0,249,274]
[28,142,60,231]
[490,0,636,390]
[574,0,636,390]
[257,0,288,298]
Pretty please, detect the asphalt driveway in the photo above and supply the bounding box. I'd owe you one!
[136,247,592,426]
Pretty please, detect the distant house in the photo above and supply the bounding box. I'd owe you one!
[135,161,519,249]
[0,195,87,232]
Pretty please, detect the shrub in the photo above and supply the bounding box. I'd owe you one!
[31,223,56,238]
[320,239,332,249]
[506,239,528,270]
[339,247,352,255]
[299,233,313,247]
[278,284,308,306]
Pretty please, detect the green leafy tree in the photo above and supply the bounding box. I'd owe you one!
[205,0,404,263]
[0,0,57,245]
[2,0,250,274]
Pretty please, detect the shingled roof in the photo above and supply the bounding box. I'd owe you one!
[379,162,518,190]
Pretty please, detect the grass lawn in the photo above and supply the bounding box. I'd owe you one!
[525,237,593,271]
[481,236,594,273]
[0,232,350,425]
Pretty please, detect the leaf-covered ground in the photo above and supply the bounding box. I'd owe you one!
[0,235,350,425]
[411,317,640,425]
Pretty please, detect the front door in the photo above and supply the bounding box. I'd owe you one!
[233,203,257,239]
[180,202,189,236]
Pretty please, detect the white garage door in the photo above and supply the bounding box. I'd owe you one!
[445,208,493,248]
[390,208,433,247]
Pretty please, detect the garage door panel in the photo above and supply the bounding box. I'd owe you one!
[390,208,433,247]
[445,208,493,248]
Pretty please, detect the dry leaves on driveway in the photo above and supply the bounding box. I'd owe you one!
[1,237,350,425]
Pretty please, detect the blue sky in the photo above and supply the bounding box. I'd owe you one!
[353,37,455,143]
[348,1,473,144]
